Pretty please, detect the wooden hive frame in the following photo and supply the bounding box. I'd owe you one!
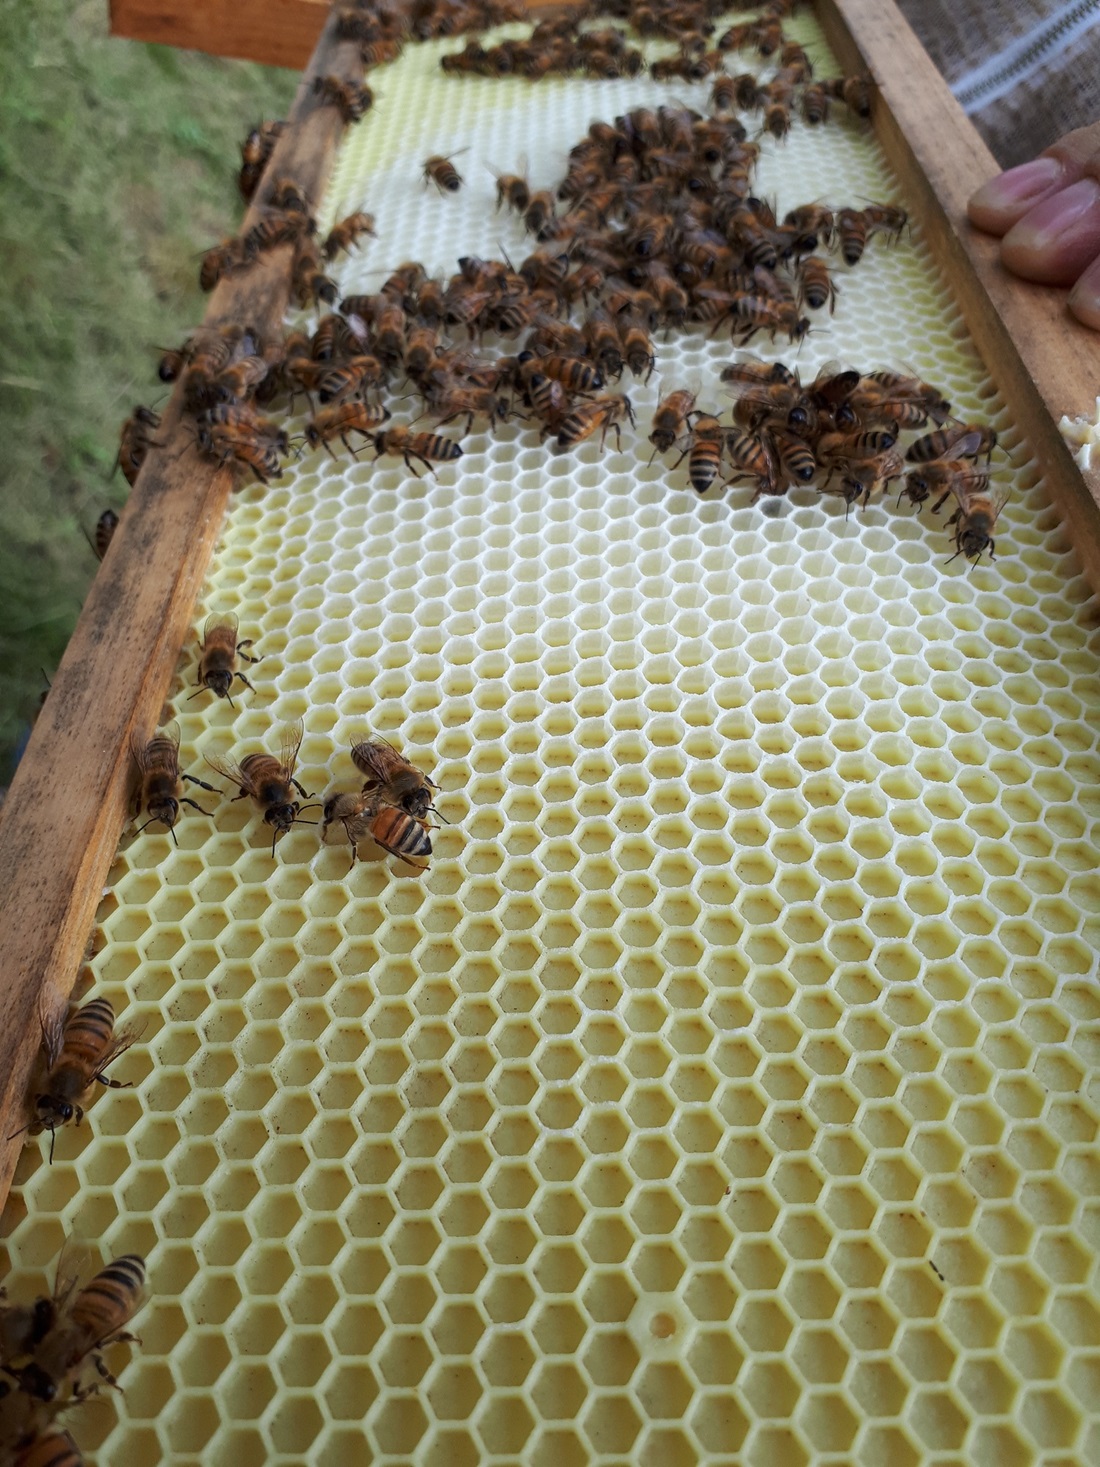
[2,0,1099,1218]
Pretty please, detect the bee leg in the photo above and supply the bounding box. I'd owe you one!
[403,455,425,478]
[181,799,215,817]
[97,1075,134,1091]
[930,489,952,515]
[291,779,312,799]
[236,673,258,694]
[236,641,262,664]
[183,774,219,792]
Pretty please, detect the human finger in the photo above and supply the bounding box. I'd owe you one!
[999,179,1100,286]
[1068,251,1100,329]
[967,122,1100,237]
[968,156,1074,236]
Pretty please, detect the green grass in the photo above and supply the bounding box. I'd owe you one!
[0,0,297,778]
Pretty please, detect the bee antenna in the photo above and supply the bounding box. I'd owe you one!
[7,1123,32,1142]
[186,686,206,701]
[134,815,163,837]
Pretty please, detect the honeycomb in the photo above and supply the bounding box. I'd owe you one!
[4,9,1100,1465]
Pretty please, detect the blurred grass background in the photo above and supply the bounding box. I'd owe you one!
[0,0,297,779]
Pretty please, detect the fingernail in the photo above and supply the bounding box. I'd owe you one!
[971,156,1064,212]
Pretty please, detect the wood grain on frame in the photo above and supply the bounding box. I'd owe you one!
[818,0,1100,591]
[0,10,362,1208]
[108,0,562,67]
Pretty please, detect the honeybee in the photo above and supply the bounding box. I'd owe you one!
[837,207,869,265]
[317,357,387,405]
[673,414,724,494]
[131,726,216,840]
[581,309,623,380]
[12,1430,86,1466]
[649,388,697,455]
[209,353,271,404]
[720,359,799,389]
[906,423,997,463]
[800,83,830,124]
[519,351,602,394]
[372,303,408,367]
[314,75,374,122]
[556,394,635,451]
[730,296,809,345]
[372,426,463,475]
[199,237,249,292]
[762,101,791,139]
[268,176,311,214]
[322,791,432,870]
[192,613,260,706]
[621,321,656,381]
[206,721,318,856]
[829,75,873,116]
[798,256,838,313]
[291,248,338,308]
[115,407,161,487]
[196,418,283,483]
[238,118,284,200]
[493,172,530,213]
[15,1254,146,1402]
[817,427,900,465]
[83,508,119,562]
[359,37,404,68]
[431,384,511,434]
[305,402,391,455]
[523,190,557,238]
[523,372,570,433]
[939,480,1008,563]
[831,448,907,507]
[769,427,818,486]
[857,371,951,425]
[423,152,465,193]
[902,437,991,507]
[725,427,777,498]
[319,214,373,264]
[351,736,439,818]
[199,402,288,452]
[12,999,139,1162]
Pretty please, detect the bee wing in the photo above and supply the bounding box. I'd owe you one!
[52,1242,89,1313]
[351,736,401,786]
[204,750,253,794]
[280,719,305,780]
[203,611,239,645]
[38,1000,67,1068]
[129,732,152,776]
[948,430,985,460]
[989,487,1011,525]
[97,1022,145,1074]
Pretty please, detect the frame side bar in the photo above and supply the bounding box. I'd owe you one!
[816,0,1100,593]
[0,9,360,1206]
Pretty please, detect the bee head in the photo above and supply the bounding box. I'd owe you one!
[205,670,233,699]
[19,1363,57,1401]
[35,1096,73,1124]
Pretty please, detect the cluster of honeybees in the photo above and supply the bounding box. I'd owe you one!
[649,358,1004,557]
[1,1233,145,1467]
[440,0,872,132]
[126,611,443,867]
[129,643,442,868]
[114,0,919,507]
